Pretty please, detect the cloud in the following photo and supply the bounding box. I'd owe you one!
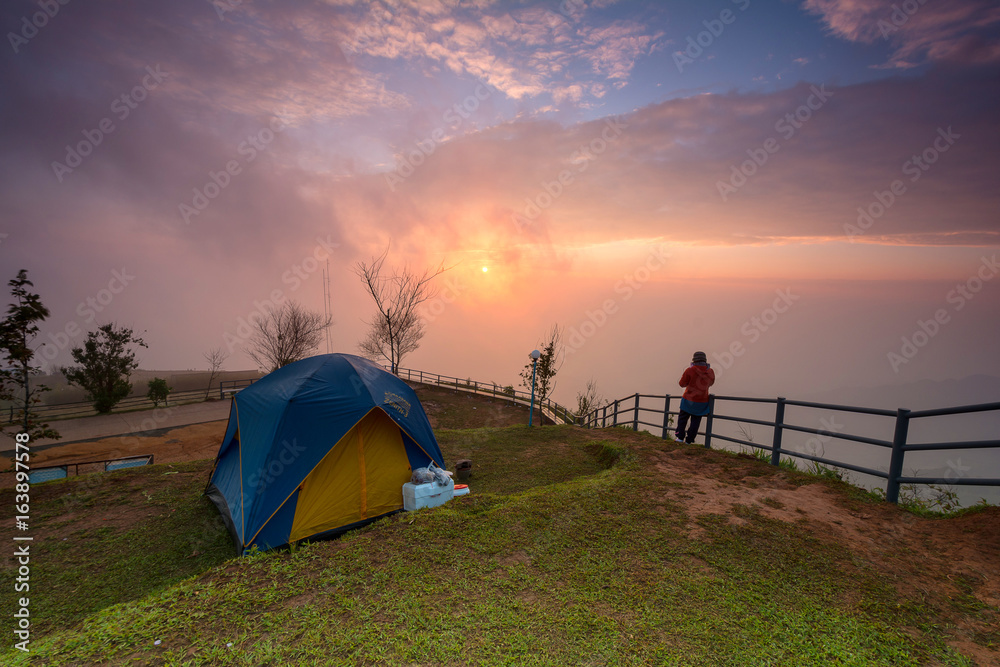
[355,68,1000,258]
[803,0,1000,68]
[337,1,660,102]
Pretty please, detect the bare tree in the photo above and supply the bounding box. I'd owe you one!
[358,309,424,371]
[246,300,332,373]
[519,324,563,404]
[575,377,607,423]
[354,246,447,374]
[203,347,229,399]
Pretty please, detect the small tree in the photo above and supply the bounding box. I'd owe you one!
[519,324,562,404]
[246,300,331,372]
[358,309,424,372]
[575,378,607,422]
[0,269,60,441]
[147,377,171,407]
[203,347,229,399]
[63,323,147,413]
[355,246,447,374]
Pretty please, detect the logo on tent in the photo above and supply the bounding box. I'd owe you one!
[384,391,410,417]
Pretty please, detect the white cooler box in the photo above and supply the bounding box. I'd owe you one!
[402,479,454,511]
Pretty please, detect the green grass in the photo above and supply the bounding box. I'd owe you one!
[2,462,233,642]
[0,425,992,666]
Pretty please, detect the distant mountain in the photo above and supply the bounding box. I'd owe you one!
[799,374,1000,412]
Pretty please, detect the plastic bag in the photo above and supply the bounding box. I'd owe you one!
[410,467,434,484]
[429,462,453,486]
[411,462,453,486]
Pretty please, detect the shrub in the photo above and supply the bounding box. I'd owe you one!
[147,377,172,407]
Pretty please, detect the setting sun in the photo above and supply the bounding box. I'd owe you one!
[482,266,488,273]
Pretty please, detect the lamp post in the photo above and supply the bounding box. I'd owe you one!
[528,349,541,427]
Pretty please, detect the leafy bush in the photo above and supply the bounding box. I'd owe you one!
[147,377,172,407]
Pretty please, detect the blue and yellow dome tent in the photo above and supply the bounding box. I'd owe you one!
[206,353,445,554]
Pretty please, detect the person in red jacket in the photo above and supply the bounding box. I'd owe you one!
[675,351,715,444]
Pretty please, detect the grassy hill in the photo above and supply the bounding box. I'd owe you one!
[1,388,997,666]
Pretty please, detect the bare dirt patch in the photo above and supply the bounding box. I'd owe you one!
[0,421,227,488]
[645,440,1000,666]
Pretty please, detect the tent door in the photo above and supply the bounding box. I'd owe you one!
[288,409,411,542]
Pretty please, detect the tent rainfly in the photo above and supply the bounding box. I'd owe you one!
[206,353,445,554]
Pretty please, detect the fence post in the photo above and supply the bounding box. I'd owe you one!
[703,395,715,449]
[633,394,640,432]
[661,395,671,440]
[770,397,786,466]
[886,408,911,504]
[612,400,619,427]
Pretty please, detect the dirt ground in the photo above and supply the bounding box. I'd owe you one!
[4,390,997,663]
[0,421,227,487]
[649,444,1000,666]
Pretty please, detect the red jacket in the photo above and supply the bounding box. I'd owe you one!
[679,364,715,403]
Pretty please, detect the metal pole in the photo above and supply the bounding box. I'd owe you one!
[661,395,671,440]
[529,357,538,427]
[612,399,619,427]
[770,397,786,466]
[704,395,715,449]
[886,408,911,504]
[633,393,640,431]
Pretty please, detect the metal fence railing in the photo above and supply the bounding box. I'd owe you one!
[3,387,224,424]
[584,393,1000,504]
[219,378,257,398]
[390,366,579,425]
[25,454,155,484]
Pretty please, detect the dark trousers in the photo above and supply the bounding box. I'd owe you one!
[676,410,703,444]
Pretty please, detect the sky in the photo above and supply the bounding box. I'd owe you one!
[2,0,999,411]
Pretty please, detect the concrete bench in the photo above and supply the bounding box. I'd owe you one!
[28,466,68,484]
[105,455,154,472]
